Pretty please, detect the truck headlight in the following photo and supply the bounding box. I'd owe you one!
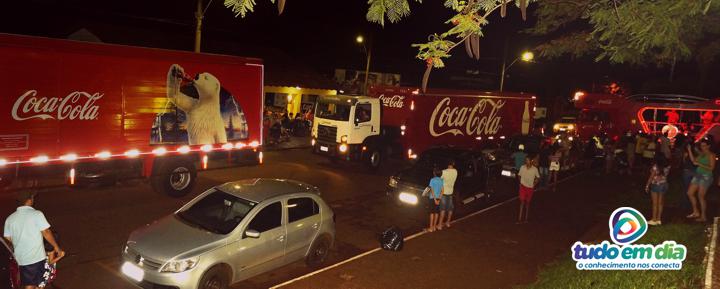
[339,143,348,153]
[160,257,199,273]
[398,192,418,205]
[568,124,575,130]
[340,135,348,143]
[553,124,560,130]
[389,177,398,188]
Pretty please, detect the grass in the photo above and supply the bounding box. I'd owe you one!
[521,171,709,289]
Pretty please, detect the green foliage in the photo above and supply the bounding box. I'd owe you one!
[223,0,257,18]
[530,0,720,67]
[366,0,422,26]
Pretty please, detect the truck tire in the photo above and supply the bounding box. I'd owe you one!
[366,148,382,170]
[151,158,197,198]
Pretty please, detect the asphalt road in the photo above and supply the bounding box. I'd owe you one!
[0,148,519,289]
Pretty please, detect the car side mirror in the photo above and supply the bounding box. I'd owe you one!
[245,229,260,239]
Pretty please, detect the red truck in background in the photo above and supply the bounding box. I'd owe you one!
[310,86,536,169]
[0,33,264,197]
[573,91,720,142]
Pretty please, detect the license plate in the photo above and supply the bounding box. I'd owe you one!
[501,170,513,177]
[320,146,329,152]
[121,262,144,282]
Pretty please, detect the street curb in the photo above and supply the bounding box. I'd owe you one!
[705,217,719,289]
[268,170,587,289]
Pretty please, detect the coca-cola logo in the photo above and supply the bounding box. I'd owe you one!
[429,97,505,137]
[12,90,102,121]
[378,94,404,108]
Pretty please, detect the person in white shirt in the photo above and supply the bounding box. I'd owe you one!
[517,155,540,224]
[438,160,458,230]
[4,191,64,289]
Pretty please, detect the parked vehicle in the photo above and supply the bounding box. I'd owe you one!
[552,116,578,135]
[0,238,19,289]
[0,33,264,197]
[311,86,536,169]
[388,147,505,207]
[121,178,335,289]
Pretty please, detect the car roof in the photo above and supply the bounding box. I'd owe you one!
[216,178,319,203]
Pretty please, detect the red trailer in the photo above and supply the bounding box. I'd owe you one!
[0,33,264,196]
[311,86,535,169]
[573,91,720,142]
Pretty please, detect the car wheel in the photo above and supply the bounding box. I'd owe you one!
[198,267,229,289]
[305,236,331,268]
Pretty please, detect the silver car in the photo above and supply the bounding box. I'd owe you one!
[120,178,335,289]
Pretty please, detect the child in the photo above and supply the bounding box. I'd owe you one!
[40,234,65,288]
[517,155,540,224]
[427,169,443,232]
[645,157,670,225]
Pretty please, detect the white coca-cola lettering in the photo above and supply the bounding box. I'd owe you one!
[429,97,505,137]
[12,90,103,121]
[378,94,405,108]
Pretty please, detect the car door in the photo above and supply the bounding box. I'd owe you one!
[458,158,482,201]
[285,197,321,262]
[233,201,286,280]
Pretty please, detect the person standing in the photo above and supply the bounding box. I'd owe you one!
[438,161,458,230]
[624,131,636,173]
[511,144,527,172]
[548,146,562,191]
[686,139,715,222]
[659,132,672,161]
[517,155,540,224]
[4,191,64,289]
[427,169,443,232]
[538,143,551,186]
[645,157,670,225]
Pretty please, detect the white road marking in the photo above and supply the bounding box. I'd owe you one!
[269,170,586,288]
[704,217,719,289]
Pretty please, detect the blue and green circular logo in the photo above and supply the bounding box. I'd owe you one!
[609,207,647,245]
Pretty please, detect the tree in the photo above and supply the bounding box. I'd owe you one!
[222,0,534,91]
[529,0,720,70]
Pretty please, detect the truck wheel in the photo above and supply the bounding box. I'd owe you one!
[151,158,197,198]
[366,149,382,170]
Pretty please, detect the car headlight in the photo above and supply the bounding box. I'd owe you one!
[160,257,199,273]
[553,124,560,130]
[389,177,398,188]
[568,124,575,130]
[398,192,418,205]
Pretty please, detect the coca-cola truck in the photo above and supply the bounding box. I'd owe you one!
[0,33,264,197]
[310,86,536,169]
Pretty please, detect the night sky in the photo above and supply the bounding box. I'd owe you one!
[3,0,718,109]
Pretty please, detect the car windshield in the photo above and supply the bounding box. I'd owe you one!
[176,189,256,235]
[316,100,351,121]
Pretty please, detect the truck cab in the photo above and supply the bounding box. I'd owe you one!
[311,95,384,168]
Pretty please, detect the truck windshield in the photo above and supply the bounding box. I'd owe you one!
[316,101,351,121]
[176,189,256,235]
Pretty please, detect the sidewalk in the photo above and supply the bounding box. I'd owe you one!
[275,173,631,289]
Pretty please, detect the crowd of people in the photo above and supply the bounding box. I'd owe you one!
[263,108,314,145]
